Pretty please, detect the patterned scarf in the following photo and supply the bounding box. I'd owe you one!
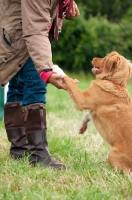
[49,0,73,41]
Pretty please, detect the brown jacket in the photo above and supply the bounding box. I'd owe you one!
[0,0,58,87]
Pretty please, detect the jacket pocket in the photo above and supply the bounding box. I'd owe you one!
[0,27,19,65]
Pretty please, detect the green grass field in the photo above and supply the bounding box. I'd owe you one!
[0,75,132,200]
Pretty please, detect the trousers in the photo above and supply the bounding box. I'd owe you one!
[6,58,47,106]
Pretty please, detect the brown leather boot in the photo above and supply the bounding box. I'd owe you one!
[4,102,28,158]
[23,103,66,170]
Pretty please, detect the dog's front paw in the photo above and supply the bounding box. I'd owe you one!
[63,76,79,84]
[63,76,71,82]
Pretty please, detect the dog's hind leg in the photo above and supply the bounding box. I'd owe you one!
[79,112,91,134]
[108,146,131,175]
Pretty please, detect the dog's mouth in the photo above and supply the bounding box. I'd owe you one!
[92,66,101,75]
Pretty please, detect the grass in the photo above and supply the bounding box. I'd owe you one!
[0,75,132,200]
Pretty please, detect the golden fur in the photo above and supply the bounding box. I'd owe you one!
[63,51,132,175]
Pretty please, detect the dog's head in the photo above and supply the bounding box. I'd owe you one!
[92,51,132,86]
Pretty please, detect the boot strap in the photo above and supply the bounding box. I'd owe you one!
[23,110,29,122]
[4,101,22,108]
[23,103,45,111]
[23,103,45,122]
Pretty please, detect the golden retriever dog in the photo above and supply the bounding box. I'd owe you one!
[63,51,132,175]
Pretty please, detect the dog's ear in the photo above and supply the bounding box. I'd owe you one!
[104,55,118,73]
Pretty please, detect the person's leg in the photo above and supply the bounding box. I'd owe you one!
[4,71,28,158]
[19,58,46,106]
[21,58,66,170]
[4,101,28,158]
[6,72,24,103]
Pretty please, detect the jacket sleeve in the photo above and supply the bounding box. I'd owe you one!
[21,0,57,72]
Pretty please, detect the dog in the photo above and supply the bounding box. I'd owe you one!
[63,51,132,175]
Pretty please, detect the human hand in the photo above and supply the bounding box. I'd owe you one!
[50,65,79,89]
[66,1,80,20]
[48,74,79,90]
[48,73,66,89]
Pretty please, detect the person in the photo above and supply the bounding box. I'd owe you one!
[0,0,80,170]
